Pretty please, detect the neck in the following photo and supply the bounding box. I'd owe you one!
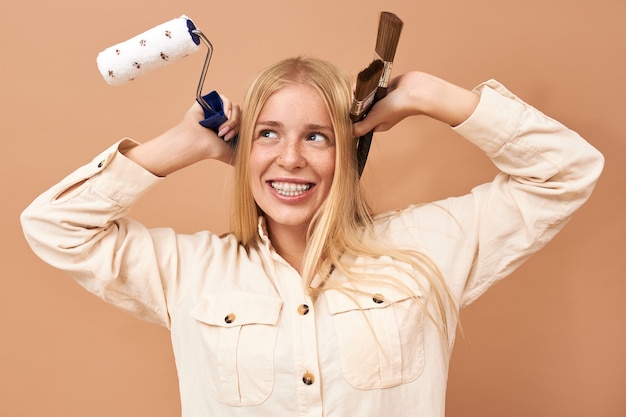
[267,221,308,274]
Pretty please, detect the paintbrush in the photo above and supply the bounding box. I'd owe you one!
[374,12,403,100]
[350,59,384,122]
[356,11,404,176]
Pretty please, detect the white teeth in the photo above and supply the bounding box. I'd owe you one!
[271,181,312,196]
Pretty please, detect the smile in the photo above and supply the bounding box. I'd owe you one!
[270,181,313,197]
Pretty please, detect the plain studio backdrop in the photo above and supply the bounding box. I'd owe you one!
[2,0,624,416]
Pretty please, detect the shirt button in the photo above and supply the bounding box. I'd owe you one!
[302,372,315,385]
[224,313,236,324]
[372,294,384,304]
[297,304,310,315]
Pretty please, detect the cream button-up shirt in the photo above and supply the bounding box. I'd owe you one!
[21,81,604,417]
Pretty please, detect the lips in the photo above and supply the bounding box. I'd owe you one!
[270,181,313,197]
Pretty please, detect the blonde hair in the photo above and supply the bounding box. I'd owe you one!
[232,57,457,342]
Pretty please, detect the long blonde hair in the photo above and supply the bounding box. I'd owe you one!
[232,57,457,342]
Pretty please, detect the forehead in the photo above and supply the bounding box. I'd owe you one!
[257,83,332,128]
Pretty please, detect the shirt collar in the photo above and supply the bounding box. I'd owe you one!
[257,216,276,253]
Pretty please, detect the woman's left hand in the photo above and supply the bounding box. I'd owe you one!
[352,71,480,138]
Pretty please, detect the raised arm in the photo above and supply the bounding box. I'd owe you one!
[20,96,240,326]
[367,74,604,308]
[124,98,240,176]
[352,71,480,137]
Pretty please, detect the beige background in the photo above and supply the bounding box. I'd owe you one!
[2,0,624,416]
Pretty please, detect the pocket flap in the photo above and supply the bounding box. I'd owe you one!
[325,286,422,315]
[191,291,283,327]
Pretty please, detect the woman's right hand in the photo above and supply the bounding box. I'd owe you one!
[179,95,241,165]
[124,94,241,176]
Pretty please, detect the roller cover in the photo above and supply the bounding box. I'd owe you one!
[97,15,201,86]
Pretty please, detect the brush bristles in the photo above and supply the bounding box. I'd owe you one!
[354,59,384,100]
[375,12,403,62]
[351,59,384,121]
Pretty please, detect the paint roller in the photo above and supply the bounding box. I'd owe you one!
[96,15,231,139]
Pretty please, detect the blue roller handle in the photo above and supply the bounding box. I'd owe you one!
[197,90,238,146]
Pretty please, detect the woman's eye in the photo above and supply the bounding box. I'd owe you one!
[260,130,278,139]
[307,132,327,142]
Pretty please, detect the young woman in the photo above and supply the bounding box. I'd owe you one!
[21,57,604,416]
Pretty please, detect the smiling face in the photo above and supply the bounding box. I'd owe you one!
[248,82,336,236]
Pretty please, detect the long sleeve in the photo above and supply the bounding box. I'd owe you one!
[447,80,603,306]
[376,80,604,309]
[20,138,176,326]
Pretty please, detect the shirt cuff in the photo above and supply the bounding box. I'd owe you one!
[452,80,527,156]
[87,138,163,207]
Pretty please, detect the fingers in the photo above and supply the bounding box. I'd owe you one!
[352,103,392,137]
[352,86,413,137]
[217,94,241,142]
[352,116,376,138]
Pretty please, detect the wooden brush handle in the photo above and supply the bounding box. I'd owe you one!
[356,87,388,176]
[357,130,374,176]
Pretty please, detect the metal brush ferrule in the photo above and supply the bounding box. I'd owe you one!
[350,89,377,120]
[375,53,394,89]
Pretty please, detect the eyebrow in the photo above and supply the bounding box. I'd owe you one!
[255,120,334,134]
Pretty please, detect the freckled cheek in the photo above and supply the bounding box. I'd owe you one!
[248,149,270,177]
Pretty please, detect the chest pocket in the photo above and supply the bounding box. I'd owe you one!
[191,291,283,406]
[325,286,425,390]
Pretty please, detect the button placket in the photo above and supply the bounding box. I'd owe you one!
[269,260,323,409]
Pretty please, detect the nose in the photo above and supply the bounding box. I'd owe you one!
[277,139,305,169]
